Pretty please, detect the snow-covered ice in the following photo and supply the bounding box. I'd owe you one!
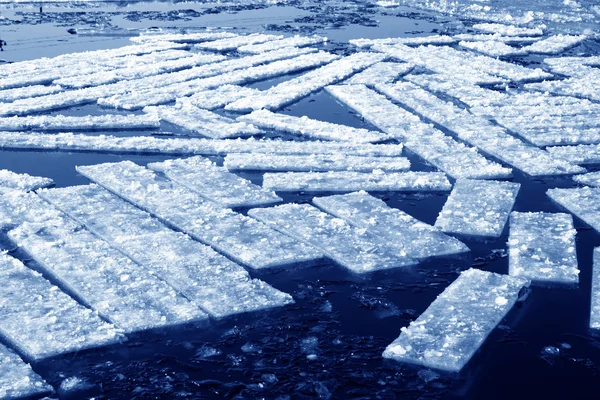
[187,85,261,110]
[573,172,600,187]
[195,33,283,51]
[547,187,600,233]
[0,170,53,192]
[458,40,525,57]
[237,35,326,54]
[0,85,63,103]
[0,343,51,399]
[0,114,160,132]
[345,62,414,85]
[546,143,600,165]
[472,23,544,37]
[590,248,600,331]
[521,34,587,54]
[130,32,237,44]
[349,36,455,48]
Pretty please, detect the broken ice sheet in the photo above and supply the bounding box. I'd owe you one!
[187,85,261,110]
[508,212,579,285]
[0,114,160,132]
[521,35,587,55]
[435,179,520,238]
[590,248,600,331]
[546,143,600,165]
[458,40,525,58]
[547,187,600,233]
[147,156,282,208]
[349,36,455,48]
[0,343,51,399]
[345,62,414,86]
[0,85,63,103]
[573,172,600,187]
[195,33,283,51]
[383,268,529,372]
[237,35,326,54]
[471,23,544,37]
[0,170,53,192]
[130,31,237,44]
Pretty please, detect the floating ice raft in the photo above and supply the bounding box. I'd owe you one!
[591,248,600,332]
[546,144,600,165]
[248,203,417,274]
[0,170,53,192]
[547,187,600,233]
[0,114,160,132]
[195,33,283,51]
[521,35,587,55]
[130,32,237,44]
[349,36,455,48]
[147,156,282,208]
[237,35,326,54]
[472,23,543,37]
[383,268,529,372]
[435,179,520,238]
[345,62,414,85]
[0,343,51,399]
[573,172,600,187]
[0,85,63,103]
[458,40,525,58]
[187,85,261,110]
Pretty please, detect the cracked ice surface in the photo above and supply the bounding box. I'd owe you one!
[237,35,326,54]
[248,203,417,274]
[573,172,600,187]
[0,170,53,192]
[591,249,600,331]
[0,114,160,132]
[435,179,520,238]
[547,187,600,233]
[224,153,410,173]
[1,190,208,332]
[238,109,387,143]
[144,100,260,139]
[0,343,51,399]
[39,185,293,319]
[383,269,529,372]
[187,85,261,110]
[226,52,386,112]
[508,212,579,285]
[147,156,282,208]
[472,23,544,37]
[345,62,414,85]
[0,253,122,360]
[313,191,469,260]
[262,171,452,192]
[77,161,324,270]
[195,33,284,51]
[326,84,512,179]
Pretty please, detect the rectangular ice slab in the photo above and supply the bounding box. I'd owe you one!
[345,62,414,85]
[0,85,63,103]
[238,109,387,143]
[225,52,386,112]
[573,172,600,187]
[40,185,293,319]
[238,35,326,54]
[195,33,283,51]
[262,171,452,192]
[2,190,208,332]
[144,100,260,139]
[508,212,578,285]
[547,187,600,233]
[248,203,417,273]
[590,248,600,331]
[472,23,543,36]
[0,114,160,131]
[350,36,456,48]
[521,35,587,54]
[0,253,122,360]
[0,170,53,192]
[147,156,282,208]
[547,144,600,165]
[130,32,237,44]
[383,268,529,372]
[313,192,469,260]
[0,343,51,399]
[187,85,261,110]
[76,161,324,270]
[224,153,410,173]
[435,179,520,238]
[459,40,525,57]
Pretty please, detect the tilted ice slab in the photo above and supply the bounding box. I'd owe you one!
[224,153,410,173]
[147,156,282,207]
[590,248,600,331]
[238,35,326,54]
[521,35,587,55]
[0,253,122,360]
[350,36,455,48]
[130,32,237,44]
[472,23,543,37]
[546,144,600,165]
[0,132,403,157]
[0,170,53,192]
[459,40,525,57]
[0,343,51,399]
[262,171,452,192]
[326,84,512,179]
[0,114,160,132]
[2,191,208,332]
[77,161,323,270]
[377,82,585,176]
[383,268,529,372]
[313,191,469,260]
[435,179,520,238]
[547,187,600,233]
[573,172,600,187]
[508,212,578,285]
[0,85,63,103]
[187,85,261,110]
[226,52,386,112]
[144,100,260,139]
[238,109,387,143]
[40,185,293,319]
[345,62,413,85]
[248,203,417,273]
[195,33,283,51]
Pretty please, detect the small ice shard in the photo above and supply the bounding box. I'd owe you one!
[130,31,237,44]
[195,33,284,51]
[187,85,261,110]
[547,187,600,233]
[248,203,417,274]
[590,248,600,332]
[383,268,529,372]
[349,36,455,48]
[521,35,587,55]
[262,171,452,193]
[238,35,326,54]
[0,170,53,192]
[472,23,544,37]
[0,114,160,132]
[345,62,414,86]
[573,172,600,187]
[0,343,52,399]
[508,212,579,285]
[435,179,520,238]
[147,156,282,207]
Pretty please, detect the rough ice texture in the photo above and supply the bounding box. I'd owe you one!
[2,190,208,332]
[377,82,585,176]
[224,153,410,173]
[0,169,53,192]
[39,185,293,319]
[521,35,587,55]
[0,132,404,157]
[525,71,600,102]
[573,172,600,187]
[195,33,284,51]
[0,114,160,132]
[248,203,417,274]
[0,85,63,103]
[459,40,525,57]
[226,52,386,112]
[349,36,455,48]
[544,56,600,78]
[383,269,529,372]
[0,253,122,360]
[313,191,469,260]
[0,343,51,399]
[435,179,520,238]
[77,161,324,270]
[546,144,600,165]
[345,62,414,85]
[147,156,282,208]
[453,34,542,44]
[508,212,578,285]
[262,171,452,192]
[591,248,600,331]
[130,32,237,44]
[238,109,387,143]
[238,35,326,54]
[144,100,260,139]
[472,23,543,37]
[187,85,261,110]
[547,187,600,234]
[326,84,512,179]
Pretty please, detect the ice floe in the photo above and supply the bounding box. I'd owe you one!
[238,35,326,54]
[547,187,600,233]
[195,33,284,51]
[345,62,414,85]
[0,114,160,132]
[0,343,51,399]
[187,85,261,110]
[0,170,53,192]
